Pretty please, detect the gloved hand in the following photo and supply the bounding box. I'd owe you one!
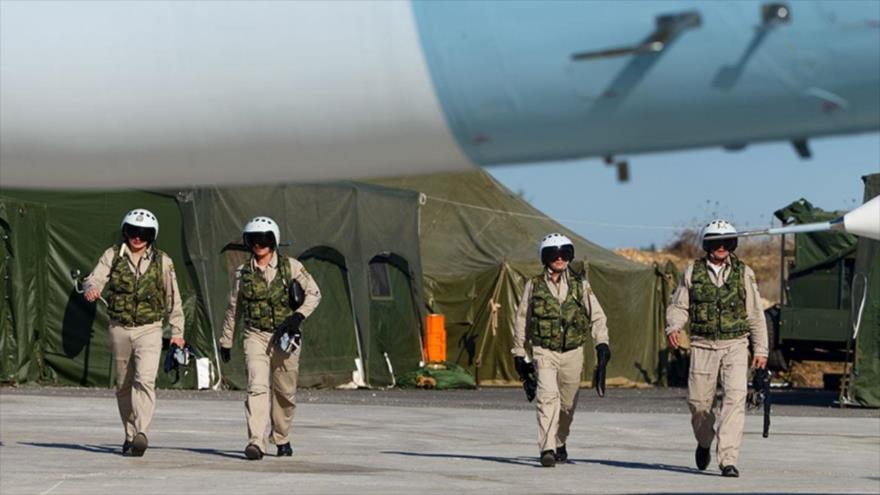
[163,343,180,374]
[514,356,537,402]
[163,343,196,384]
[594,343,611,398]
[280,327,303,353]
[272,313,305,352]
[514,356,531,381]
[220,347,231,363]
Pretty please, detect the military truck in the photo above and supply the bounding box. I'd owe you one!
[766,198,859,368]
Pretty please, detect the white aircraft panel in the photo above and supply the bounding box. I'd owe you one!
[0,1,472,188]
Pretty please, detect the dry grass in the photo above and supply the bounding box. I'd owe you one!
[615,229,784,305]
[615,233,848,389]
[785,360,846,389]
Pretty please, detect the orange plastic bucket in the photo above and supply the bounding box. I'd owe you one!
[424,314,446,363]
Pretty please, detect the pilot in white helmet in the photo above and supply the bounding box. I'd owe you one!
[82,208,186,457]
[510,232,611,467]
[666,219,769,477]
[218,216,322,460]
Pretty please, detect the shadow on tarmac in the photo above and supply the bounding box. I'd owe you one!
[19,442,119,454]
[383,451,709,475]
[573,458,710,475]
[382,451,539,467]
[19,442,244,460]
[152,446,244,459]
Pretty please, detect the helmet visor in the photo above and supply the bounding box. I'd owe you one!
[122,224,156,243]
[243,232,276,249]
[541,245,574,265]
[703,237,737,253]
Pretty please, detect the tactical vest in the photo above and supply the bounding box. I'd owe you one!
[688,257,751,339]
[239,256,294,331]
[106,245,166,326]
[527,271,592,352]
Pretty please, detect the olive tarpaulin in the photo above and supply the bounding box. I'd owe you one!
[0,190,212,389]
[1,183,427,389]
[772,174,879,407]
[179,182,427,388]
[2,171,675,389]
[370,171,673,386]
[850,174,880,407]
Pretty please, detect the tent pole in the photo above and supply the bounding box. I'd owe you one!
[474,264,506,387]
[406,268,426,366]
[180,191,223,389]
[345,269,367,387]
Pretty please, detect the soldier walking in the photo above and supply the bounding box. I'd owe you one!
[511,233,611,467]
[666,219,769,477]
[83,209,186,456]
[218,216,321,460]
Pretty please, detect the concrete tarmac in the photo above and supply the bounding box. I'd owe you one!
[1,387,878,494]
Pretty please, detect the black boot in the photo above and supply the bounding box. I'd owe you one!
[721,465,740,477]
[131,432,148,457]
[554,445,568,463]
[540,450,556,467]
[277,442,293,457]
[244,443,263,460]
[695,445,710,471]
[121,440,132,456]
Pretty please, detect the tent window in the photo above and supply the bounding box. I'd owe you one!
[369,262,392,300]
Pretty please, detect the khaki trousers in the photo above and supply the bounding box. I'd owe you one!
[687,339,749,467]
[109,322,163,441]
[533,345,584,453]
[243,329,301,453]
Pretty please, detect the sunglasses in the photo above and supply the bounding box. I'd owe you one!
[243,232,276,249]
[122,224,155,242]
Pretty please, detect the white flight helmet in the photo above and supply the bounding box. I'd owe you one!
[539,233,575,265]
[699,219,738,252]
[121,208,159,241]
[242,216,281,248]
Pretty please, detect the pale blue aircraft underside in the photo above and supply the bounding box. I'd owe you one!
[1,0,878,188]
[414,1,880,165]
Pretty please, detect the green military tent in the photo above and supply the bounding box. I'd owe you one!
[0,182,427,389]
[0,189,212,389]
[179,182,426,388]
[772,174,880,407]
[850,174,880,407]
[2,172,676,390]
[370,171,671,386]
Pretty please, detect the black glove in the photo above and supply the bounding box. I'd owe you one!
[594,343,611,398]
[272,312,305,351]
[163,343,195,384]
[514,356,530,381]
[514,356,537,402]
[220,347,231,363]
[163,343,180,374]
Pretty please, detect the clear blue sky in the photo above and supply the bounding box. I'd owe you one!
[487,133,880,249]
